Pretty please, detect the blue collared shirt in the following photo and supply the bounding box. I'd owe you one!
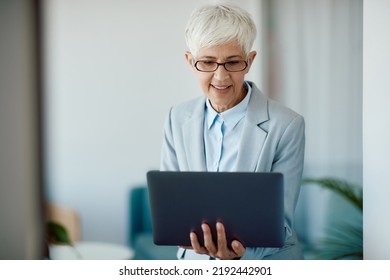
[180,82,252,260]
[204,82,252,172]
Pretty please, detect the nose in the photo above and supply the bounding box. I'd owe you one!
[213,64,229,81]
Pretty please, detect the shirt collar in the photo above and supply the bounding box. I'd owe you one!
[205,81,252,130]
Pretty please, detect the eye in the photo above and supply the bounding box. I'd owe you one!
[201,60,216,65]
[226,60,241,66]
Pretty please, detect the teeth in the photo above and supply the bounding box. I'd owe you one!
[214,85,229,90]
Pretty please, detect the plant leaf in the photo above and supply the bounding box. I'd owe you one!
[47,221,72,245]
[301,177,363,259]
[303,177,362,211]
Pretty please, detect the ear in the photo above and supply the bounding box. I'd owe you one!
[185,51,195,70]
[245,51,257,73]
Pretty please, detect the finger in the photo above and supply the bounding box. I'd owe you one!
[231,240,246,257]
[202,223,217,256]
[216,222,236,259]
[216,222,228,252]
[190,231,208,255]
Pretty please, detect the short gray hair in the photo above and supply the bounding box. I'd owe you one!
[185,4,257,57]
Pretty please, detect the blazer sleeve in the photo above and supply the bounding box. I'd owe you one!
[160,107,179,171]
[241,114,305,260]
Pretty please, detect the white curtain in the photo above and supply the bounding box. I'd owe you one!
[262,0,363,248]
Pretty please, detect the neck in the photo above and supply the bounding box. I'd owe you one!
[213,85,248,113]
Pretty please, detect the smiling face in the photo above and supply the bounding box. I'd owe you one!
[186,41,256,113]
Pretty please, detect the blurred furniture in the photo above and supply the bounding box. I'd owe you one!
[129,186,177,259]
[46,202,81,242]
[46,202,134,260]
[49,241,134,260]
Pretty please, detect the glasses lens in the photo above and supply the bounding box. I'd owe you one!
[195,61,217,72]
[225,61,247,72]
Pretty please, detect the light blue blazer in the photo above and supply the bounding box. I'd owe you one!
[160,81,305,260]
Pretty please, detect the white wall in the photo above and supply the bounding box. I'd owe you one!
[43,0,263,245]
[363,0,390,259]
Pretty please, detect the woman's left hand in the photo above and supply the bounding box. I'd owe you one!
[188,222,246,260]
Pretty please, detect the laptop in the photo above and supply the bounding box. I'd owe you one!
[146,171,285,248]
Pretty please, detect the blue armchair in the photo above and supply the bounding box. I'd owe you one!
[129,186,177,259]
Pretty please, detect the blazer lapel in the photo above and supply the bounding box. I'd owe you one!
[234,82,269,172]
[182,98,207,171]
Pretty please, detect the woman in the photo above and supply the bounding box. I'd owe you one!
[160,4,305,260]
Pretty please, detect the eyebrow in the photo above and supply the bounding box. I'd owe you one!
[198,55,244,60]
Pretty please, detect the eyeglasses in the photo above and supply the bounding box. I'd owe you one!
[193,60,248,72]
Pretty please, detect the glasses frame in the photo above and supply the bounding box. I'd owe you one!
[193,60,248,72]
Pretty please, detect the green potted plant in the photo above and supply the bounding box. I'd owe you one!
[302,177,363,259]
[46,221,82,259]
